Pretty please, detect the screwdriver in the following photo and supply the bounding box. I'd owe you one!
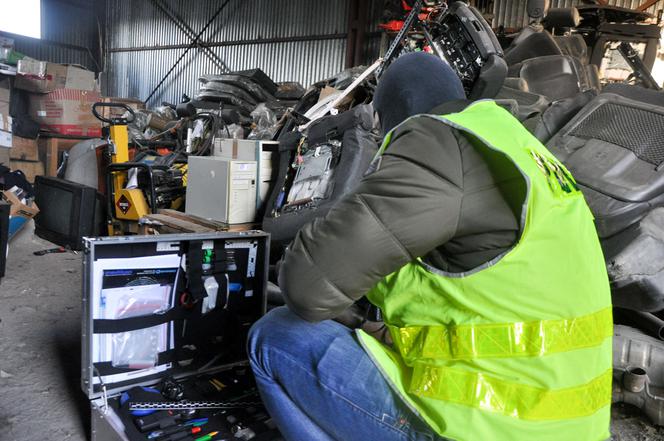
[148,418,208,438]
[148,420,207,439]
[195,432,219,441]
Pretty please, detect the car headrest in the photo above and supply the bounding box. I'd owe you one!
[544,7,581,29]
[526,0,550,20]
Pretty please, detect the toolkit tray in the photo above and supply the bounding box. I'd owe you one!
[80,232,280,441]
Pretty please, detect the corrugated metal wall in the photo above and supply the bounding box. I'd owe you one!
[105,0,353,107]
[493,0,664,29]
[4,0,100,71]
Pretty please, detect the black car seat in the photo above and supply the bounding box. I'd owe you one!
[602,83,664,107]
[503,0,562,66]
[547,92,664,312]
[524,89,597,143]
[544,8,589,64]
[548,92,664,239]
[508,55,598,100]
[504,30,562,66]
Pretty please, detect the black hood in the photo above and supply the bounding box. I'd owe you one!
[373,52,465,134]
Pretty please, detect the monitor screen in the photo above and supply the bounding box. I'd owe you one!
[0,202,9,279]
[35,184,74,237]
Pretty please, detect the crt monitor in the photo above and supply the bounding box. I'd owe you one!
[0,201,8,279]
[34,177,105,251]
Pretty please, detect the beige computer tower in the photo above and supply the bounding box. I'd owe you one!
[186,157,257,224]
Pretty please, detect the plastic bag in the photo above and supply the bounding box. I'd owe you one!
[111,325,166,369]
[248,103,278,140]
[215,124,245,140]
[127,110,149,141]
[153,105,177,121]
[109,285,171,369]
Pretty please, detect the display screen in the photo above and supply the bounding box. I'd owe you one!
[35,184,74,236]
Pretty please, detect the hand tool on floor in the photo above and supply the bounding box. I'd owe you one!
[33,246,67,256]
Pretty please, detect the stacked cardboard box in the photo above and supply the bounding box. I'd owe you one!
[0,77,11,166]
[0,75,43,181]
[15,60,101,138]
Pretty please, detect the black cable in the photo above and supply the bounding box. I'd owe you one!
[144,0,232,105]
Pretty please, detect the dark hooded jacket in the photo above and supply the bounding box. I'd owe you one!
[279,99,526,321]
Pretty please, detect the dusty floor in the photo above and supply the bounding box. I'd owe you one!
[0,223,88,440]
[0,222,664,441]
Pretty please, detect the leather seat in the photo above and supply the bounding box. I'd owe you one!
[508,55,600,101]
[504,31,562,66]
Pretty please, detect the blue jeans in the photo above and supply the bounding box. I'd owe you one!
[248,307,441,441]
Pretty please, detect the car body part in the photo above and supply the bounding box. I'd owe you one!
[429,2,507,99]
[617,42,662,91]
[262,104,378,246]
[613,325,664,426]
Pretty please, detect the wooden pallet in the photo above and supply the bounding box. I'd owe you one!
[140,209,259,234]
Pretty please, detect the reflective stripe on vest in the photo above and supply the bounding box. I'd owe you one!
[390,307,613,361]
[409,366,612,421]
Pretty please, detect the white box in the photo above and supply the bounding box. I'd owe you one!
[0,130,11,148]
[186,157,257,224]
[213,139,278,209]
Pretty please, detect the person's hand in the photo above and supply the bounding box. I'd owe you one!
[361,320,392,346]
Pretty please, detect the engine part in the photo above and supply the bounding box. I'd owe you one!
[613,325,664,425]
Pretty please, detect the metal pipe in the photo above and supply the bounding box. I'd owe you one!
[110,33,349,53]
[615,308,664,340]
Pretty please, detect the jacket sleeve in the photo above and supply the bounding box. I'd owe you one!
[279,117,465,322]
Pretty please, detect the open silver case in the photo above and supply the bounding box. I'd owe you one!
[80,231,269,440]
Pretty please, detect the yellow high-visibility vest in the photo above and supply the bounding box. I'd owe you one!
[358,101,613,441]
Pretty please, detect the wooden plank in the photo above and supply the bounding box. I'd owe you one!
[45,137,58,177]
[39,137,84,177]
[228,223,261,232]
[157,209,228,230]
[143,214,213,233]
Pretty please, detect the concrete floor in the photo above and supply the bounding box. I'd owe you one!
[0,222,88,440]
[1,222,664,441]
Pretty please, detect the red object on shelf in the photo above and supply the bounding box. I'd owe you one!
[379,20,405,32]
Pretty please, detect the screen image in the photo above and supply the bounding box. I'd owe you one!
[36,184,74,236]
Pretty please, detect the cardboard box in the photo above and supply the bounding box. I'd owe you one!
[9,136,38,161]
[0,77,11,134]
[100,97,145,121]
[1,189,39,218]
[10,160,44,183]
[0,146,9,165]
[29,89,101,137]
[15,60,97,93]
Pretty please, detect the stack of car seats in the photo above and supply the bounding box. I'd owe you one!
[195,68,305,135]
[498,0,602,140]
